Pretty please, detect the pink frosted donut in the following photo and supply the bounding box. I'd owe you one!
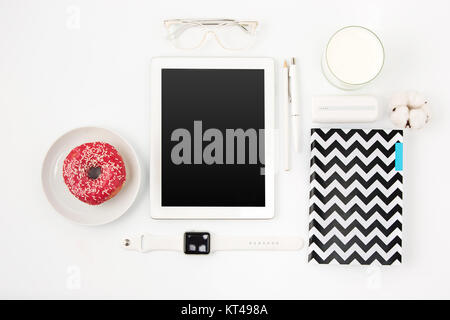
[63,142,126,205]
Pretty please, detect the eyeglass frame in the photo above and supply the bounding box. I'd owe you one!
[164,18,259,50]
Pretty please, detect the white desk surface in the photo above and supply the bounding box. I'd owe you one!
[1,0,449,299]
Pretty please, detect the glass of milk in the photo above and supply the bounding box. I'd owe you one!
[322,26,385,90]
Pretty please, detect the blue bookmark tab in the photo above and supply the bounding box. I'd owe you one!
[395,142,403,171]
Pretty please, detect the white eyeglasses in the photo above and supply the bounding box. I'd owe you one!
[164,19,258,51]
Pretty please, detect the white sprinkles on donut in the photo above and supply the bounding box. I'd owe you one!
[63,142,126,205]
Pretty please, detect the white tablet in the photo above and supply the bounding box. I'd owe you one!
[150,57,275,219]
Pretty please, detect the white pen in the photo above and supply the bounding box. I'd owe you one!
[283,60,290,171]
[289,58,301,152]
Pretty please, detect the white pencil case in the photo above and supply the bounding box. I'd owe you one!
[312,95,378,123]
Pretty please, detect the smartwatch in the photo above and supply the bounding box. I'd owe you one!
[122,232,304,254]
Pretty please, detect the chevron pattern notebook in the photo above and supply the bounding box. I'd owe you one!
[308,128,403,265]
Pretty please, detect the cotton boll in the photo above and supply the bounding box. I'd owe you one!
[422,102,431,123]
[409,108,427,129]
[389,91,430,129]
[390,105,410,128]
[389,92,409,111]
[407,91,426,109]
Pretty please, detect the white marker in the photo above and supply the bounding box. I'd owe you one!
[283,60,290,171]
[289,58,300,152]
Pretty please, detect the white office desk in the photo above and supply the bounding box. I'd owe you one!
[1,0,449,299]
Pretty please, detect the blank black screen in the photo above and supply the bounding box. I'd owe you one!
[161,69,265,207]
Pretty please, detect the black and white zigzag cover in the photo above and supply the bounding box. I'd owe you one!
[308,129,403,265]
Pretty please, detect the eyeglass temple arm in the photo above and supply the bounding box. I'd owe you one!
[164,19,257,33]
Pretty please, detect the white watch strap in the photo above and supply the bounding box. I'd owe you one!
[123,234,183,252]
[212,235,304,252]
[123,234,304,253]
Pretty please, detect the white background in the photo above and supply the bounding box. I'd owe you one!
[1,0,449,299]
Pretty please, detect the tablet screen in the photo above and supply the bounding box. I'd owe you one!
[161,69,265,207]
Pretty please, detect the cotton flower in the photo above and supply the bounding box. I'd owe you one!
[407,91,426,109]
[389,92,409,111]
[409,108,427,129]
[390,105,410,128]
[390,91,430,129]
[422,103,431,122]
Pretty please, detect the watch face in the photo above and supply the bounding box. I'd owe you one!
[184,232,210,254]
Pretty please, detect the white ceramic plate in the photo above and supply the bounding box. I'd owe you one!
[42,127,141,226]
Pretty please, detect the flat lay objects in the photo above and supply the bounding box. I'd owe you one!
[308,129,403,265]
[42,127,141,225]
[150,57,275,219]
[63,142,126,205]
[312,95,378,123]
[322,26,384,90]
[164,19,258,50]
[122,232,304,253]
[389,91,430,129]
